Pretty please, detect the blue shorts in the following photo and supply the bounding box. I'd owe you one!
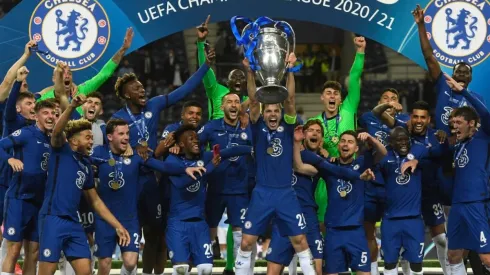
[38,215,91,262]
[323,226,370,273]
[421,192,445,227]
[94,218,140,258]
[166,218,213,265]
[0,185,7,225]
[3,198,40,242]
[364,199,385,223]
[138,174,164,230]
[381,217,425,263]
[78,197,95,234]
[243,186,306,237]
[447,201,490,253]
[266,208,323,265]
[206,193,249,228]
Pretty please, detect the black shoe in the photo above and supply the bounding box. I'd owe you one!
[213,236,221,259]
[223,269,236,275]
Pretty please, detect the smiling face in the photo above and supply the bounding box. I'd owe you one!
[227,70,246,93]
[410,109,430,135]
[390,128,411,156]
[107,124,130,154]
[337,132,359,161]
[179,130,200,156]
[36,107,56,132]
[263,104,282,131]
[221,93,241,123]
[303,122,323,152]
[452,63,472,88]
[72,129,94,156]
[181,106,202,128]
[16,96,36,120]
[82,96,103,122]
[124,79,147,107]
[321,88,342,115]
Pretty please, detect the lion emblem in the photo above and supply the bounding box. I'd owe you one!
[445,8,478,50]
[55,9,89,51]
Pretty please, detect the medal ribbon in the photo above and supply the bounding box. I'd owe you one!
[323,112,340,142]
[266,130,277,149]
[108,150,123,182]
[412,130,430,147]
[125,105,147,143]
[222,120,241,148]
[393,151,408,174]
[72,153,88,175]
[453,139,470,167]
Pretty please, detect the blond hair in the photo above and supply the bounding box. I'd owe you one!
[65,119,92,139]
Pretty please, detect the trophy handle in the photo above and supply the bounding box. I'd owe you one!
[274,21,296,54]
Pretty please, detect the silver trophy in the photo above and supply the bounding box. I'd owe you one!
[241,19,296,104]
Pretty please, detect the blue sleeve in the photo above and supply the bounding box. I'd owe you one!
[197,124,210,147]
[462,89,490,134]
[301,151,360,181]
[220,146,253,159]
[4,81,22,122]
[100,124,107,145]
[0,136,15,162]
[70,112,82,120]
[144,158,187,175]
[170,161,216,189]
[149,64,209,113]
[394,119,408,129]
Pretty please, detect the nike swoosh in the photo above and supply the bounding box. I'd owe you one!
[481,244,487,248]
[388,160,395,163]
[218,133,226,136]
[37,141,42,144]
[445,91,451,97]
[358,264,366,267]
[376,0,399,4]
[370,122,377,125]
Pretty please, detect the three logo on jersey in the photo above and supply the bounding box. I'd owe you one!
[29,0,110,70]
[424,0,490,68]
[455,148,469,168]
[186,160,204,192]
[394,167,410,185]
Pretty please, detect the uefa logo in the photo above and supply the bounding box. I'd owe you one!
[29,0,110,70]
[424,0,490,67]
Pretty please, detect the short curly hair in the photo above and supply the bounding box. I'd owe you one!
[65,119,92,140]
[115,73,138,99]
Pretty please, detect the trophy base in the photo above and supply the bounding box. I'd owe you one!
[255,85,289,104]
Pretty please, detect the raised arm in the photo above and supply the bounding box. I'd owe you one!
[220,145,253,159]
[358,132,387,164]
[283,53,297,118]
[166,59,211,106]
[342,37,365,111]
[196,15,218,92]
[372,102,403,128]
[170,161,217,189]
[300,150,360,181]
[0,41,35,102]
[54,62,70,112]
[51,94,86,148]
[4,71,24,122]
[293,126,318,176]
[244,59,260,123]
[413,4,442,81]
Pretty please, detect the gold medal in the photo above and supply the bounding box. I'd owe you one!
[340,190,347,198]
[111,182,120,190]
[108,158,116,166]
[139,140,148,147]
[331,136,339,143]
[267,147,274,155]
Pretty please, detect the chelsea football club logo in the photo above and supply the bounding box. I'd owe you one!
[29,0,110,70]
[424,0,490,67]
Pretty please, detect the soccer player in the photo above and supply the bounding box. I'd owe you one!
[360,88,410,275]
[196,15,252,271]
[412,4,486,134]
[38,28,134,115]
[377,101,449,274]
[0,100,55,275]
[92,119,201,275]
[162,124,252,275]
[198,92,252,263]
[38,94,130,275]
[80,92,106,145]
[442,75,490,275]
[379,127,427,275]
[235,54,316,275]
[309,36,365,230]
[111,49,214,275]
[3,67,35,136]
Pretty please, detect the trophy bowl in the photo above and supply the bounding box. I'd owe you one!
[253,27,290,104]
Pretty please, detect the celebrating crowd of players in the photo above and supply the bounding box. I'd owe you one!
[0,5,487,275]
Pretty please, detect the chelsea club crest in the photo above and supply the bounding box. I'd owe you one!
[424,0,490,67]
[29,0,110,70]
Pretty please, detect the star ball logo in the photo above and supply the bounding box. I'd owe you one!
[29,0,110,70]
[424,0,490,67]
